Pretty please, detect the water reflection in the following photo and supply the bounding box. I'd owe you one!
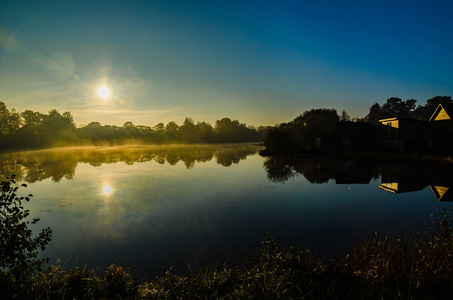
[2,146,451,279]
[104,185,112,196]
[431,186,453,201]
[264,157,379,184]
[0,144,263,183]
[379,164,453,202]
[264,157,453,201]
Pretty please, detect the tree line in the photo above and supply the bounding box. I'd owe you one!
[365,96,452,125]
[263,95,452,154]
[0,102,267,151]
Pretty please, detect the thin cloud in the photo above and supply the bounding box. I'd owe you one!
[45,52,78,79]
[0,27,20,50]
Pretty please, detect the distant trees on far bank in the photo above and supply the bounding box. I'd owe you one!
[0,102,267,151]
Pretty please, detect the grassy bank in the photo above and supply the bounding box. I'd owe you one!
[2,210,453,299]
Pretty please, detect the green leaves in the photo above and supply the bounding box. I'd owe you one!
[0,175,52,281]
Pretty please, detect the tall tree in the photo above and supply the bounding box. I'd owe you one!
[0,102,10,135]
[366,103,383,125]
[294,108,339,149]
[339,110,351,122]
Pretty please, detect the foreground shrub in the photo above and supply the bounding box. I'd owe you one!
[0,176,52,298]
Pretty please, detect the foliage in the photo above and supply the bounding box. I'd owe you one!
[264,108,339,153]
[2,262,140,299]
[340,109,351,122]
[0,176,52,294]
[263,122,298,154]
[0,102,266,150]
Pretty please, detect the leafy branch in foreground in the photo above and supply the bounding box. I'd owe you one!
[0,176,52,283]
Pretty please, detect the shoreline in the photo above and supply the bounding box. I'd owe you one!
[259,147,453,165]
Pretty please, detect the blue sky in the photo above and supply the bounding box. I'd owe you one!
[0,0,452,127]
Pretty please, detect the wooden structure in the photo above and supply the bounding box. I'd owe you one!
[379,166,428,194]
[316,122,377,149]
[379,117,432,152]
[429,103,453,150]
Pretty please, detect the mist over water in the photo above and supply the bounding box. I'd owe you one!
[1,145,451,279]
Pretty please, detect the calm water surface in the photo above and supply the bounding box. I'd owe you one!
[1,145,452,279]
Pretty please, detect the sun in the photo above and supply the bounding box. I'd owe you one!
[99,86,110,99]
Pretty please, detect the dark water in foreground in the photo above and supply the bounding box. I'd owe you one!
[1,145,452,279]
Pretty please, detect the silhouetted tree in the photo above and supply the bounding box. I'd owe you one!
[0,102,10,136]
[340,110,351,122]
[366,103,383,125]
[293,108,339,150]
[7,109,22,134]
[214,118,261,143]
[196,121,214,143]
[180,117,197,143]
[263,123,297,154]
[381,97,416,119]
[263,108,338,153]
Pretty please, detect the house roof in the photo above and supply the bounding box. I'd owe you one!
[429,103,453,121]
[379,117,427,124]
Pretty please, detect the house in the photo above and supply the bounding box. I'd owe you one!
[333,122,377,147]
[429,103,453,150]
[379,165,428,193]
[379,117,432,152]
[316,122,377,149]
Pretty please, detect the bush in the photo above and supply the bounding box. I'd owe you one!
[0,176,52,296]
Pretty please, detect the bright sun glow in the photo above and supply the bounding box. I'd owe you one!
[103,185,112,196]
[99,86,110,99]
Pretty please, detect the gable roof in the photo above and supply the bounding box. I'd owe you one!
[429,103,453,121]
[379,117,424,123]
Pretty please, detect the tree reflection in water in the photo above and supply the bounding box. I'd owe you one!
[0,144,263,183]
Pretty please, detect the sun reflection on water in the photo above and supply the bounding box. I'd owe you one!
[103,185,112,196]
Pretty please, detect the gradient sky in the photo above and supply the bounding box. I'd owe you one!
[0,0,452,127]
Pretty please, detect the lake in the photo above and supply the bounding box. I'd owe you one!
[1,144,452,279]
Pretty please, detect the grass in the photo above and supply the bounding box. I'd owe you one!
[2,210,453,299]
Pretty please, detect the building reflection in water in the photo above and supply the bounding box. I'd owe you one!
[263,157,453,202]
[430,185,452,201]
[379,164,453,201]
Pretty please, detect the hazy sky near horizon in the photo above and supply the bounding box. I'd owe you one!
[0,0,452,127]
